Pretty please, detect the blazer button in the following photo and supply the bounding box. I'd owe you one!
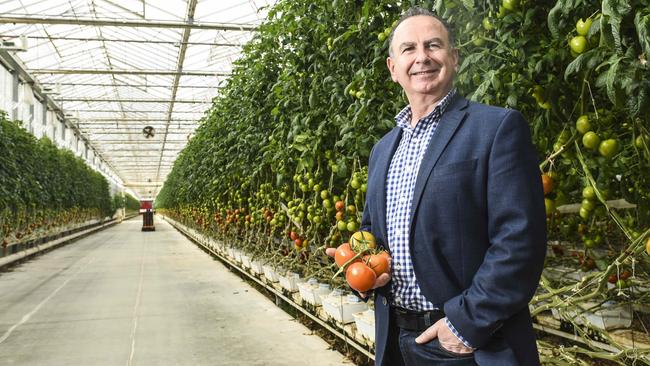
[382,298,387,306]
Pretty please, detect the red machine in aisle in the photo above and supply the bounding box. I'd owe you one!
[140,200,155,231]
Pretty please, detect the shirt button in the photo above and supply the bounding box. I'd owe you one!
[399,195,407,203]
[382,298,387,306]
[395,229,402,236]
[394,263,402,271]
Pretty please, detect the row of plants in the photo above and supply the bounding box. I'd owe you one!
[156,0,649,363]
[112,192,141,216]
[0,110,115,248]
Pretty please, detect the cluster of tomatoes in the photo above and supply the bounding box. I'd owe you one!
[332,231,391,292]
[288,230,308,250]
[569,16,595,56]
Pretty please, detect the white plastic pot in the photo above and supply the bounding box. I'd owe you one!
[322,292,368,323]
[278,271,303,292]
[262,265,279,282]
[353,309,375,342]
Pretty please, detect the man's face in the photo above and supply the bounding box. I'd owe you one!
[387,15,459,100]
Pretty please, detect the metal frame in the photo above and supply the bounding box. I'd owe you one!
[0,0,273,199]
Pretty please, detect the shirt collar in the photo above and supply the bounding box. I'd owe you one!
[395,88,457,131]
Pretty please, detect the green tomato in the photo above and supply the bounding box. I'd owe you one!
[581,198,596,212]
[497,6,507,18]
[583,239,596,248]
[472,36,485,47]
[350,178,361,189]
[502,0,519,11]
[635,135,648,148]
[579,207,592,220]
[582,131,601,149]
[322,199,332,209]
[582,186,596,200]
[482,17,494,31]
[337,220,347,231]
[576,18,592,36]
[346,220,359,232]
[377,32,386,42]
[576,115,591,134]
[569,36,588,54]
[598,139,619,158]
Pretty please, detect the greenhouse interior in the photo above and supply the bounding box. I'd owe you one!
[0,0,649,365]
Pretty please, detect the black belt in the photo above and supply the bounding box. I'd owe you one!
[391,307,445,332]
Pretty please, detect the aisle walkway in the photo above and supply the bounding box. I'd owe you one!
[0,217,351,365]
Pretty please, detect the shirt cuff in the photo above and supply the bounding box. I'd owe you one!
[445,317,475,349]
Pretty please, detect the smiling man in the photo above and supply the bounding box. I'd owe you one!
[354,7,547,366]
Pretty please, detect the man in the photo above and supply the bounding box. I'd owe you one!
[327,7,546,366]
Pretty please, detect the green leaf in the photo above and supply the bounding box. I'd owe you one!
[470,70,496,102]
[602,0,632,54]
[605,56,622,105]
[547,0,566,39]
[564,53,587,80]
[635,11,650,60]
[460,0,474,11]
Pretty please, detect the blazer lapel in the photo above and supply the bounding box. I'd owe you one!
[408,96,469,230]
[376,127,402,246]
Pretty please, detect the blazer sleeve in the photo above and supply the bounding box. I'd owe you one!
[443,109,547,348]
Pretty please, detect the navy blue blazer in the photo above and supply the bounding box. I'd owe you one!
[361,95,547,365]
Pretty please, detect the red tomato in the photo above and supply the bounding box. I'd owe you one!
[335,200,345,212]
[334,243,357,267]
[345,262,377,292]
[289,231,298,241]
[364,252,390,276]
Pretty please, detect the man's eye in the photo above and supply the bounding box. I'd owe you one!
[428,43,441,48]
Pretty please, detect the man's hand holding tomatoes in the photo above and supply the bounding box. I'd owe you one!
[325,246,392,298]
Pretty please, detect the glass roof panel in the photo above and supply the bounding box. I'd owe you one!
[0,0,275,198]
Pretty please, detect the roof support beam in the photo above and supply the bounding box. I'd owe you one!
[156,0,198,184]
[63,109,204,113]
[2,35,241,47]
[0,15,258,31]
[41,82,217,88]
[83,131,194,134]
[91,140,186,143]
[74,118,198,121]
[56,98,208,103]
[123,182,165,187]
[28,68,227,76]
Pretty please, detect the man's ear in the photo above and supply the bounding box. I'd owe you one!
[452,48,460,72]
[386,56,398,82]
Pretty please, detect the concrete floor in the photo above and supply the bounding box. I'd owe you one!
[0,217,352,366]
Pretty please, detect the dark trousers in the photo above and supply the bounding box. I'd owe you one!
[384,312,477,366]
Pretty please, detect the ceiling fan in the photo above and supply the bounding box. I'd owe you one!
[142,126,155,138]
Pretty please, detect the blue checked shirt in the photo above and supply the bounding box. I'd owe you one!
[386,89,473,349]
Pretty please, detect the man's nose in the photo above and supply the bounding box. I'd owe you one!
[414,46,431,63]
